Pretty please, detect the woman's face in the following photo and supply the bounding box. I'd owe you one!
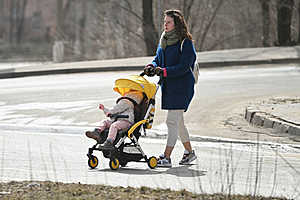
[164,15,175,32]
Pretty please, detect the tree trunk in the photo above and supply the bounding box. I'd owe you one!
[79,0,87,58]
[277,0,294,46]
[56,0,64,40]
[54,0,64,62]
[0,0,4,38]
[8,0,16,44]
[199,0,224,51]
[182,0,194,24]
[142,0,158,56]
[16,0,28,44]
[298,2,300,43]
[259,0,270,47]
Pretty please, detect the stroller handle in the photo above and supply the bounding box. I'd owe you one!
[140,71,163,85]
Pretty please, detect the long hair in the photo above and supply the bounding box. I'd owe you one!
[164,9,192,42]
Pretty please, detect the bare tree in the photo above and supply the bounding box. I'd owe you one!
[0,0,4,39]
[7,0,28,44]
[16,0,28,44]
[78,0,87,58]
[56,0,63,39]
[298,1,300,43]
[182,0,194,24]
[5,0,300,61]
[259,0,271,47]
[56,0,73,40]
[196,0,224,51]
[8,0,16,44]
[276,0,294,46]
[142,0,158,55]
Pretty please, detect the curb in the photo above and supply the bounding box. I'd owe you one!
[245,106,300,136]
[200,58,300,68]
[0,66,144,79]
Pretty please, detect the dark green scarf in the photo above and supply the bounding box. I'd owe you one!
[159,30,180,50]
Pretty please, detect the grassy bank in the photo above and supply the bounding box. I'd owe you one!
[0,181,288,200]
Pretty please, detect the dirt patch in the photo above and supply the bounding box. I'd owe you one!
[221,96,300,144]
[0,181,288,200]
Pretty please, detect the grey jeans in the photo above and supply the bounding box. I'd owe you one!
[166,110,190,147]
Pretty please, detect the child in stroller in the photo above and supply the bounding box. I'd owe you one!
[86,74,158,170]
[85,89,144,149]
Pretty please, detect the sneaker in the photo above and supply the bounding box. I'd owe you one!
[85,129,101,142]
[157,154,172,168]
[179,150,197,165]
[103,139,114,149]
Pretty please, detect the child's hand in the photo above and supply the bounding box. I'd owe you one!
[99,104,104,110]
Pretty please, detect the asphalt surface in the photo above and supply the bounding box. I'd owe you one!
[1,46,300,137]
[1,46,300,198]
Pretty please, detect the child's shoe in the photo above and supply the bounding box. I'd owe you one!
[179,150,197,165]
[85,129,101,142]
[157,154,172,168]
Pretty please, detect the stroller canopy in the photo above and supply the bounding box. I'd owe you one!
[113,75,156,99]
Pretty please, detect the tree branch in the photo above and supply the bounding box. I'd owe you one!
[207,26,258,51]
[113,18,144,41]
[112,1,143,22]
[199,0,224,50]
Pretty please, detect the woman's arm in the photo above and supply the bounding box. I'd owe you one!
[151,45,163,67]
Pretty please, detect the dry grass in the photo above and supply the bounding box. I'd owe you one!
[0,181,288,200]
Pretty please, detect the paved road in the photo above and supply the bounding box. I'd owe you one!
[1,66,300,199]
[1,65,300,143]
[1,46,299,136]
[1,130,300,199]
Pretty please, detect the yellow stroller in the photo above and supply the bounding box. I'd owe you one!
[87,73,158,170]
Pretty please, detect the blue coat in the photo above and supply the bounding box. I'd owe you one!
[152,39,196,111]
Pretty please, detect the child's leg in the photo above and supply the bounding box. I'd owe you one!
[98,119,112,132]
[86,119,112,141]
[86,119,109,141]
[107,120,131,142]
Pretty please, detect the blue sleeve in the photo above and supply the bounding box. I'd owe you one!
[165,39,196,78]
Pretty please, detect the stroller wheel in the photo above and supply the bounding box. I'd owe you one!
[88,155,99,169]
[109,158,120,170]
[147,156,157,169]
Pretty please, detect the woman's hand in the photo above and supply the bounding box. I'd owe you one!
[155,67,163,76]
[144,64,155,77]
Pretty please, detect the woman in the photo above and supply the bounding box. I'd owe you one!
[144,9,197,167]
